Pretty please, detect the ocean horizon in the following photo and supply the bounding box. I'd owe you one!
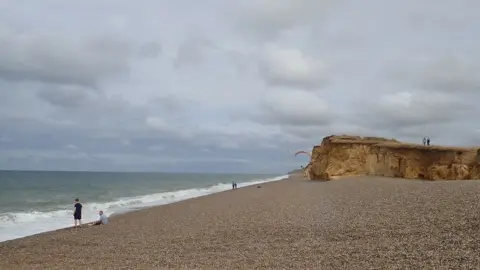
[0,170,288,242]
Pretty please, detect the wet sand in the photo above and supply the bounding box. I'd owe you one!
[1,175,480,269]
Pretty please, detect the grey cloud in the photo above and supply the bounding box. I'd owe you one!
[169,29,255,77]
[0,129,294,172]
[249,90,333,127]
[37,85,92,108]
[258,46,329,90]
[4,0,480,173]
[64,144,78,150]
[2,89,146,142]
[173,32,216,69]
[417,57,480,93]
[0,136,12,143]
[391,55,480,94]
[348,89,474,143]
[353,54,480,140]
[279,126,328,142]
[232,0,342,40]
[465,129,480,145]
[0,25,133,87]
[4,87,198,147]
[137,41,162,58]
[222,50,257,76]
[402,0,480,31]
[279,122,376,143]
[148,94,189,114]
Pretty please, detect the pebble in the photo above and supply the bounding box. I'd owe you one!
[1,176,480,269]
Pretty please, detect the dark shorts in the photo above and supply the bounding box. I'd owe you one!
[74,213,82,220]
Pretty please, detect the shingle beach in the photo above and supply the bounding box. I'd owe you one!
[1,174,480,269]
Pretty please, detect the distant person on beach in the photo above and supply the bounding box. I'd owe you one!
[423,137,426,145]
[301,165,308,177]
[427,137,430,146]
[73,198,82,227]
[232,181,235,190]
[89,210,108,226]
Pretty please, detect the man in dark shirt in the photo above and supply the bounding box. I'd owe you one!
[73,198,82,228]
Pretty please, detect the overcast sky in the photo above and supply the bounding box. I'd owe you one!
[1,0,479,173]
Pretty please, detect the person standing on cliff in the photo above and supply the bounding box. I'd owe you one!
[427,137,430,146]
[423,137,426,145]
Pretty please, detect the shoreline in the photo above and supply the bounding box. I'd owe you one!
[2,174,480,269]
[0,173,291,244]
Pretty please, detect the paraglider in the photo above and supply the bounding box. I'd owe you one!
[293,150,311,178]
[294,150,311,157]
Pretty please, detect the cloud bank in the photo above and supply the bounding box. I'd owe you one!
[1,0,480,172]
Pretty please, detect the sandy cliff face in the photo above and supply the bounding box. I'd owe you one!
[308,135,480,180]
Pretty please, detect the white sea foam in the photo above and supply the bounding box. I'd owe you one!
[0,174,288,242]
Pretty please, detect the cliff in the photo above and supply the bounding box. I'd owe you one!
[307,135,480,181]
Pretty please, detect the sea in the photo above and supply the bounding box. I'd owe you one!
[0,170,288,242]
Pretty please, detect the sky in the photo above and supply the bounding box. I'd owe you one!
[1,0,480,173]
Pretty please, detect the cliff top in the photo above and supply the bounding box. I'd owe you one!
[319,135,477,153]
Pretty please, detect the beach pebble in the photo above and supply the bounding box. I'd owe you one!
[1,176,480,269]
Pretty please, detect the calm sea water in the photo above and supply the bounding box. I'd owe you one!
[0,170,288,242]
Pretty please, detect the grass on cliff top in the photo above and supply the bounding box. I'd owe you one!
[328,139,476,152]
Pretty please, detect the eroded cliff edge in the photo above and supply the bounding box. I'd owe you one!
[307,135,480,180]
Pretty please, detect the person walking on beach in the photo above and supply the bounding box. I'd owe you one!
[423,137,426,145]
[234,182,237,189]
[73,198,82,228]
[427,137,430,146]
[89,210,108,226]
